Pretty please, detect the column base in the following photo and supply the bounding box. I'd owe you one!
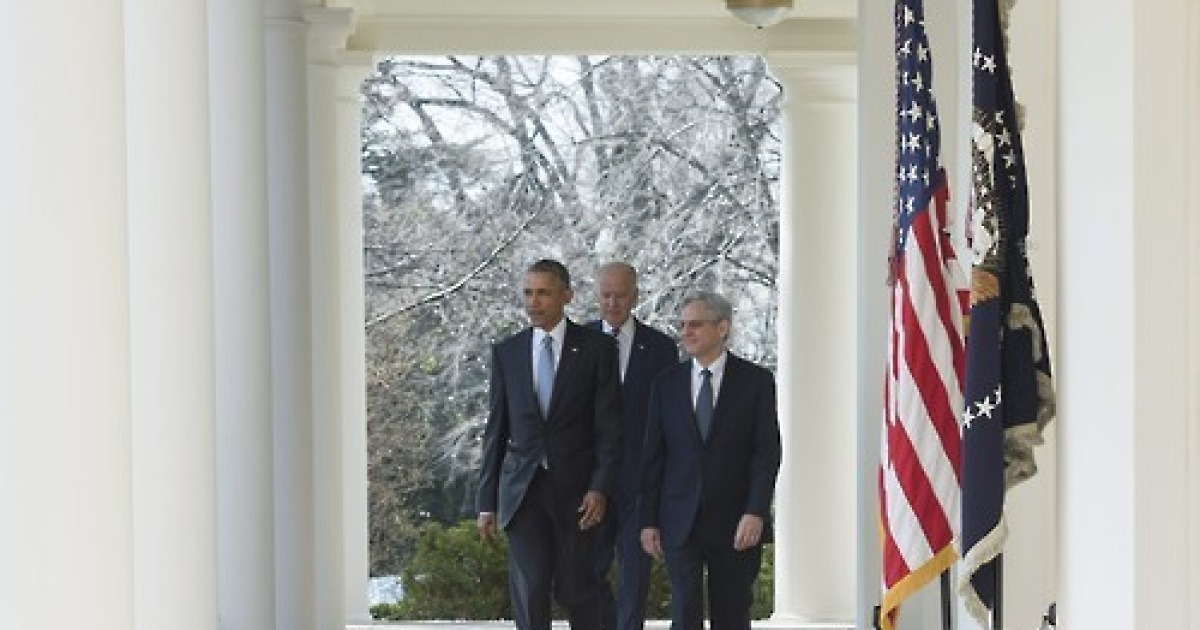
[761,614,855,630]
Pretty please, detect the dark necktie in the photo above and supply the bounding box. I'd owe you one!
[537,335,554,417]
[696,368,714,440]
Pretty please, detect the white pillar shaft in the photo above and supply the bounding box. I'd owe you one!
[336,54,376,625]
[1126,2,1196,624]
[125,1,219,628]
[306,8,356,628]
[854,1,894,627]
[211,0,277,628]
[0,4,134,629]
[1060,0,1197,628]
[772,62,858,624]
[266,3,316,629]
[1190,3,1200,618]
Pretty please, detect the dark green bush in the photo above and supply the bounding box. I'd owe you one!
[375,520,774,621]
[751,544,774,620]
[369,602,404,621]
[390,520,512,620]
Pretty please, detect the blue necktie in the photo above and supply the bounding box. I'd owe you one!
[537,335,555,417]
[696,368,714,440]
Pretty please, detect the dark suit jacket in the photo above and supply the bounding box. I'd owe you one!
[639,352,782,548]
[477,319,623,528]
[587,319,678,508]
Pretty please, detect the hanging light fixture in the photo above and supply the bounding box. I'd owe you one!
[726,0,794,29]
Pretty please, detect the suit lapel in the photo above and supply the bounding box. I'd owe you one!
[547,321,583,420]
[624,323,646,385]
[516,328,539,414]
[667,363,705,444]
[707,353,741,443]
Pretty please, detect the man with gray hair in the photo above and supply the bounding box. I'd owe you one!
[639,291,782,630]
[587,262,678,630]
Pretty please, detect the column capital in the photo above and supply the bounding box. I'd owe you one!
[763,18,856,67]
[306,6,356,65]
[336,51,377,101]
[766,54,857,105]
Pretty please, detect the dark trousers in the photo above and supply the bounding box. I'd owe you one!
[594,496,652,630]
[662,529,762,630]
[506,468,604,630]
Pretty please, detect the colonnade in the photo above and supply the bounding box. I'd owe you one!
[3,2,1198,630]
[0,2,938,628]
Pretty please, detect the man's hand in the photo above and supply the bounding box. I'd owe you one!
[477,512,498,545]
[577,491,607,530]
[733,514,764,551]
[640,527,663,559]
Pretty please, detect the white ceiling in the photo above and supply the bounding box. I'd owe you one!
[347,0,855,20]
[329,0,858,55]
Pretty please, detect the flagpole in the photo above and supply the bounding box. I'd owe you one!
[992,555,1003,630]
[939,571,952,630]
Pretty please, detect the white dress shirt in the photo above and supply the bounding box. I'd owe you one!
[532,319,566,392]
[603,318,635,381]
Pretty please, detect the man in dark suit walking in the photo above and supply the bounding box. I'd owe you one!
[477,259,623,630]
[587,262,678,630]
[639,291,782,630]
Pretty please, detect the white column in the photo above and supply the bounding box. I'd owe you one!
[769,55,858,626]
[336,53,378,626]
[210,0,277,627]
[1059,0,1197,627]
[0,3,134,629]
[305,7,359,628]
[266,1,317,628]
[853,0,894,627]
[1190,3,1200,619]
[125,0,219,628]
[306,18,374,620]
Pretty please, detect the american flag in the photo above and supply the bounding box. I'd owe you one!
[958,0,1056,623]
[878,0,967,628]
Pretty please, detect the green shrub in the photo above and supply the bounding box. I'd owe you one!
[369,602,404,621]
[751,544,775,620]
[390,520,512,620]
[643,553,673,618]
[376,520,774,621]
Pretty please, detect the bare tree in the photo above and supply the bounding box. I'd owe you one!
[362,55,781,574]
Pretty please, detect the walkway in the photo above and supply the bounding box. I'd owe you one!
[348,620,853,630]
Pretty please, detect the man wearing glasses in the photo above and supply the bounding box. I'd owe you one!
[638,291,782,630]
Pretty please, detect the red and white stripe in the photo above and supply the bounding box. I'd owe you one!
[878,180,967,630]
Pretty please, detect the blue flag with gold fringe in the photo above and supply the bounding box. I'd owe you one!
[958,0,1056,623]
